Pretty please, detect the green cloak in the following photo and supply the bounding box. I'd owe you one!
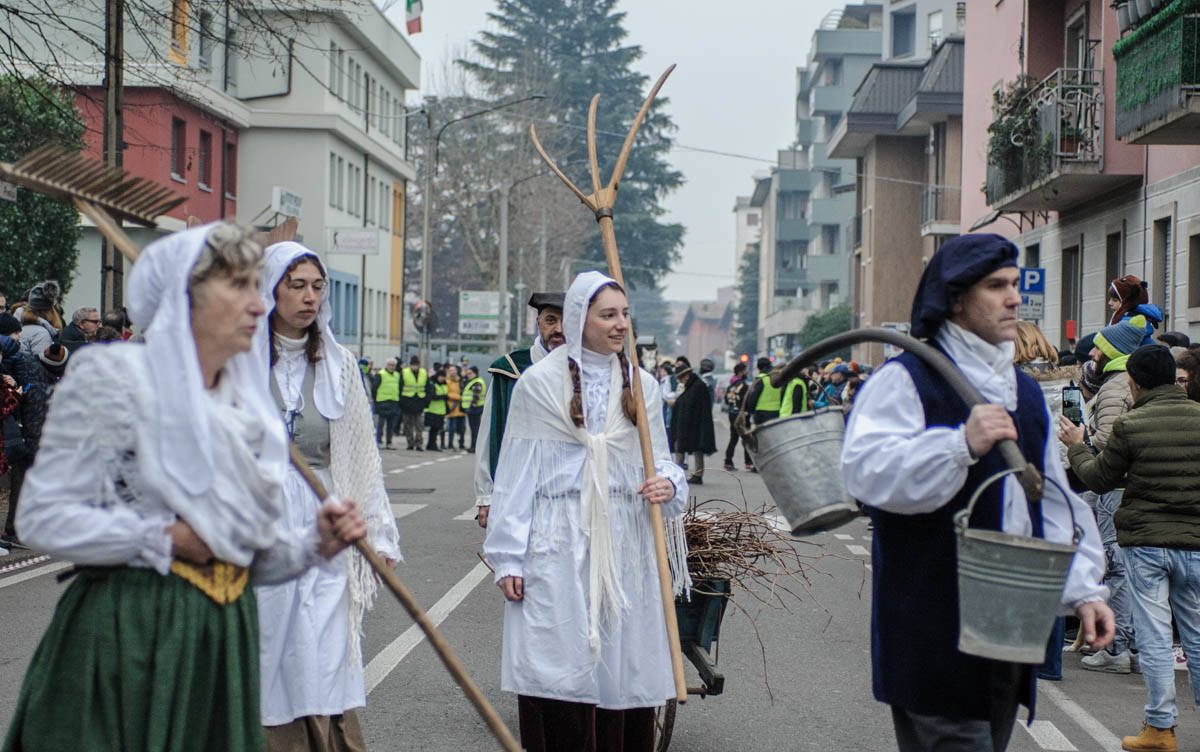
[486,348,534,478]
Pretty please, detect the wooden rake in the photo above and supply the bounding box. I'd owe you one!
[3,144,522,752]
[529,64,689,704]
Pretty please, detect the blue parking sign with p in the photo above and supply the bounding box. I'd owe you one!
[1020,267,1045,295]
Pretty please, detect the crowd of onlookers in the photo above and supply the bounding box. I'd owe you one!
[0,280,132,556]
[359,356,488,454]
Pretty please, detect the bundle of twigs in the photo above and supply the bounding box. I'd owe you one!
[682,496,835,610]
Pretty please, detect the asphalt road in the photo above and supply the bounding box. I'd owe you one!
[0,416,1196,751]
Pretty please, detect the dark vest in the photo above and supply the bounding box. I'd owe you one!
[867,351,1048,720]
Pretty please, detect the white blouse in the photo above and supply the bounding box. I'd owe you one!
[18,343,320,584]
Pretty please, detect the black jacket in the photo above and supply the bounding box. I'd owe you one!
[59,322,90,353]
[669,374,717,454]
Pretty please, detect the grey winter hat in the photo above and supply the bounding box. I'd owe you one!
[27,281,60,311]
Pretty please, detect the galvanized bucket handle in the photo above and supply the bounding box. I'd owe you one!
[955,468,1082,545]
[764,328,1044,503]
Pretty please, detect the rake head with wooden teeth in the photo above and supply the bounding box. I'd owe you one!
[0,143,185,262]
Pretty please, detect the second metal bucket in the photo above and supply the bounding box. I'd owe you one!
[745,407,859,535]
[955,470,1080,663]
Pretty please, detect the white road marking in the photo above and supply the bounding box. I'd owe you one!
[364,562,491,694]
[846,545,869,556]
[454,506,479,521]
[0,561,73,590]
[417,461,434,467]
[834,533,854,540]
[387,468,405,475]
[1038,682,1123,752]
[766,515,790,532]
[1019,720,1077,750]
[390,503,426,520]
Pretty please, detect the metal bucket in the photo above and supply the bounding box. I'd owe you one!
[745,407,859,536]
[955,470,1080,663]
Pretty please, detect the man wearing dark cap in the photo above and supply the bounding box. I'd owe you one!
[473,292,566,527]
[1061,344,1200,752]
[842,233,1112,751]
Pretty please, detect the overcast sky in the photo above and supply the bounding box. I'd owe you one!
[386,0,851,302]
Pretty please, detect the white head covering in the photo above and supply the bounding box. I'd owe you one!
[257,242,346,420]
[564,270,618,368]
[127,222,287,496]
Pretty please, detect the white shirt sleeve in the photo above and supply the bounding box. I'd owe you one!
[251,520,324,585]
[841,363,977,514]
[1037,402,1109,611]
[17,353,176,573]
[473,384,496,507]
[483,435,537,582]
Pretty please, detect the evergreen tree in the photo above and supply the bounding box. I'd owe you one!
[459,0,684,289]
[798,303,852,360]
[733,244,759,355]
[0,77,84,300]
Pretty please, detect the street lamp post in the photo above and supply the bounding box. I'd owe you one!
[418,93,544,366]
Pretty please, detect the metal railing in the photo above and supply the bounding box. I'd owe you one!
[986,67,1104,204]
[921,184,962,226]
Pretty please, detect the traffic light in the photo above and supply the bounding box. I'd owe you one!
[739,353,749,363]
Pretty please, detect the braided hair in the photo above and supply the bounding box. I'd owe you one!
[269,254,324,366]
[567,282,639,428]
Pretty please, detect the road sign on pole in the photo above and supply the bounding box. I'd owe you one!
[458,290,501,335]
[1019,267,1045,321]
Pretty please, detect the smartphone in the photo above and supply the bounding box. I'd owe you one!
[1062,385,1083,426]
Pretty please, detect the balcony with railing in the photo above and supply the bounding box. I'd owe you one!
[1114,2,1200,144]
[920,183,961,236]
[985,68,1140,212]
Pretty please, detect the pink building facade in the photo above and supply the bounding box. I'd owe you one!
[964,0,1200,347]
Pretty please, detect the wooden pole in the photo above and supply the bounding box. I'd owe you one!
[529,64,688,704]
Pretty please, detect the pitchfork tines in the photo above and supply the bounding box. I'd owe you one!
[529,64,675,220]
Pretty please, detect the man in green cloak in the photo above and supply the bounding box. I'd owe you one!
[473,292,566,527]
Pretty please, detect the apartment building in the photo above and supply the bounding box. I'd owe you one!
[829,35,965,364]
[752,4,881,358]
[11,0,419,362]
[966,0,1200,348]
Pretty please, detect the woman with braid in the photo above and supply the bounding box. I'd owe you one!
[483,271,690,752]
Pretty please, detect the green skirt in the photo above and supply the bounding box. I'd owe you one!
[3,566,265,752]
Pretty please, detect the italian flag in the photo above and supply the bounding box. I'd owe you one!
[406,0,422,34]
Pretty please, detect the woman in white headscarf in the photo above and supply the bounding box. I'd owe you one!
[3,224,367,752]
[254,241,401,750]
[483,271,689,752]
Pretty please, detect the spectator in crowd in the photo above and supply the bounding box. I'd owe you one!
[101,307,132,339]
[699,358,718,405]
[0,364,19,555]
[424,369,448,451]
[1107,274,1163,344]
[669,356,716,485]
[91,326,123,343]
[1063,315,1149,675]
[445,364,466,450]
[399,355,429,451]
[374,358,402,449]
[59,307,100,352]
[461,366,487,454]
[1175,349,1200,403]
[743,356,782,426]
[722,362,752,472]
[0,334,51,548]
[1061,344,1200,752]
[0,313,21,342]
[1158,331,1191,348]
[18,281,62,359]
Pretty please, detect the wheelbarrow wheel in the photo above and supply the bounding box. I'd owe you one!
[654,699,677,752]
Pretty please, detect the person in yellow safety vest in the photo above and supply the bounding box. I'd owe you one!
[778,376,809,417]
[742,356,783,427]
[461,366,487,454]
[374,358,402,449]
[399,355,428,451]
[423,370,449,451]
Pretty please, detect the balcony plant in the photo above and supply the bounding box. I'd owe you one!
[986,76,1039,195]
[1113,0,1133,33]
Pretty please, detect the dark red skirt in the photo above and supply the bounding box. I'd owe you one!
[517,695,656,752]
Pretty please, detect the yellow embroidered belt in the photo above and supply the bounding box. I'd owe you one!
[170,559,250,604]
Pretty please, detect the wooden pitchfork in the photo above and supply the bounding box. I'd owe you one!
[529,64,689,704]
[2,144,523,752]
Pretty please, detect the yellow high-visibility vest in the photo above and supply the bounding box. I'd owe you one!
[462,377,486,409]
[753,372,782,412]
[376,369,401,402]
[779,377,808,417]
[401,367,428,398]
